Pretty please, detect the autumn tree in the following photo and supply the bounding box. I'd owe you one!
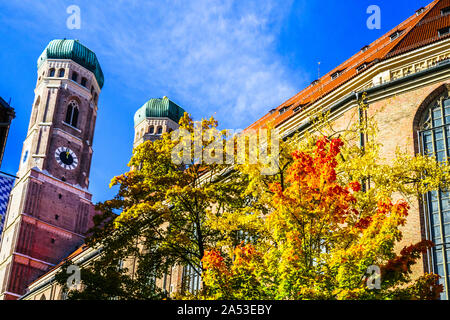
[201,98,449,300]
[56,113,249,299]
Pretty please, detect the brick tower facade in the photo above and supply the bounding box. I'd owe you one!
[0,39,103,300]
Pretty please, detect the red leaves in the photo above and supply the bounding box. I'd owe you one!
[348,181,361,192]
[202,249,225,270]
[233,243,258,266]
[275,136,358,226]
[381,240,434,278]
[354,216,372,230]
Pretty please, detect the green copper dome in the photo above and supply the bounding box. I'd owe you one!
[134,97,186,127]
[37,39,104,88]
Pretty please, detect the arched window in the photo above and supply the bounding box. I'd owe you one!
[419,91,450,300]
[149,126,154,134]
[30,96,40,127]
[58,68,65,77]
[72,72,78,82]
[48,68,55,77]
[157,127,163,135]
[81,77,87,87]
[65,100,79,128]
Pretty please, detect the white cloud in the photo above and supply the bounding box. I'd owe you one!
[1,0,306,129]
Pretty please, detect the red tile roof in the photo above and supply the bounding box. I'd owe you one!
[246,0,449,131]
[27,244,89,288]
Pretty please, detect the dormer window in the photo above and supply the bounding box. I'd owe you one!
[356,63,368,73]
[331,71,342,80]
[311,79,319,86]
[269,109,276,114]
[279,106,290,115]
[390,30,403,41]
[441,6,450,16]
[439,27,450,38]
[361,45,369,52]
[416,7,425,16]
[293,104,305,113]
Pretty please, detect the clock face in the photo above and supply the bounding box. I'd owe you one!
[55,147,78,170]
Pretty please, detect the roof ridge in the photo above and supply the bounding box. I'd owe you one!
[245,0,443,131]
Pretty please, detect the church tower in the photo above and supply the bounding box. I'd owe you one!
[133,97,185,148]
[0,39,103,300]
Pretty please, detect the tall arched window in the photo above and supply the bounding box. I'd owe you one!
[65,100,79,128]
[72,71,78,82]
[419,91,450,300]
[30,96,40,127]
[157,127,163,135]
[149,126,154,134]
[81,77,87,87]
[58,68,65,77]
[48,68,55,77]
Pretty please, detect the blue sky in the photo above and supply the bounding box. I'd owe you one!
[0,0,431,203]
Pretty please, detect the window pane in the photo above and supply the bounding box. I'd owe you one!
[443,210,450,222]
[436,139,445,151]
[431,200,440,212]
[431,190,438,201]
[436,263,445,276]
[444,223,450,238]
[433,227,442,244]
[441,198,450,212]
[435,248,444,264]
[434,118,443,127]
[437,151,446,161]
[433,107,442,119]
[431,212,441,226]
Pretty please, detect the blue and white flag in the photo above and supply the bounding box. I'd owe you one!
[0,172,15,236]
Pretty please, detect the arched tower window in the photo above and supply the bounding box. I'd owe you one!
[419,91,450,300]
[81,77,87,87]
[65,100,79,128]
[30,96,40,128]
[72,72,78,82]
[48,68,55,77]
[149,126,154,134]
[58,68,65,77]
[157,127,163,135]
